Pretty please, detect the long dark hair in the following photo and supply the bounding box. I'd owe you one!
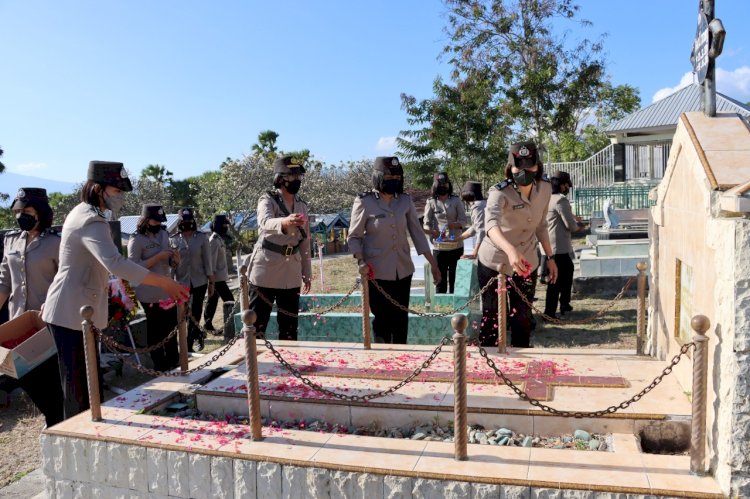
[80,180,107,208]
[430,172,453,198]
[135,216,162,235]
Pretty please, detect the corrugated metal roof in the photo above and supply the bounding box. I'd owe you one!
[200,212,258,232]
[606,84,750,134]
[310,213,349,231]
[119,214,180,236]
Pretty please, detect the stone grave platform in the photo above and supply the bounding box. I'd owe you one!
[40,339,725,498]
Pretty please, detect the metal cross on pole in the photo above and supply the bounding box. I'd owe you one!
[690,0,726,117]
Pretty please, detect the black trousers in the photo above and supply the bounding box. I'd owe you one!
[369,274,412,344]
[187,283,208,349]
[250,286,300,341]
[204,280,234,325]
[48,323,103,421]
[544,253,574,316]
[433,247,463,294]
[141,302,179,372]
[18,354,64,427]
[477,261,536,348]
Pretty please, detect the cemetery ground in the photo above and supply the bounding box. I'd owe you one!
[0,252,637,490]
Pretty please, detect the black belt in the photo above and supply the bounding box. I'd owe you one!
[262,239,301,256]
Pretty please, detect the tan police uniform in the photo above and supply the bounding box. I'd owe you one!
[477,179,552,272]
[348,191,430,280]
[209,232,230,282]
[0,228,60,319]
[128,229,172,303]
[547,193,578,255]
[42,203,150,331]
[244,190,312,289]
[170,231,213,287]
[422,195,468,242]
[465,199,487,247]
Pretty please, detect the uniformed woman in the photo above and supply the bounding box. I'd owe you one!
[244,155,312,341]
[348,157,441,344]
[127,204,180,371]
[0,187,64,426]
[170,207,214,352]
[458,181,487,260]
[42,161,189,420]
[204,214,235,334]
[476,142,558,348]
[423,172,467,293]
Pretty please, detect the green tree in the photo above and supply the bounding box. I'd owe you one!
[140,164,174,184]
[251,130,280,164]
[48,190,81,225]
[398,70,512,188]
[0,145,5,174]
[442,0,608,146]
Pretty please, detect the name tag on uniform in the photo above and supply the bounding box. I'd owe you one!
[368,214,386,219]
[513,204,525,210]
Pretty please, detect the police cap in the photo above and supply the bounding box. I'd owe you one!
[87,161,133,191]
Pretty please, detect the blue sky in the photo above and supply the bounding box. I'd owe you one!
[1,0,749,188]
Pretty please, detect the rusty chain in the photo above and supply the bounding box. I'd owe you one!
[94,324,247,377]
[506,275,636,325]
[99,319,184,354]
[368,275,499,317]
[476,342,695,418]
[249,279,361,319]
[261,336,453,402]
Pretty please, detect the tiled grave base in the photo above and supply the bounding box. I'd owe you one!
[239,310,473,344]
[41,341,723,498]
[40,433,722,499]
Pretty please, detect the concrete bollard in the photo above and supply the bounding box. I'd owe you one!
[636,261,648,355]
[242,310,263,441]
[80,305,102,422]
[690,315,710,475]
[358,262,372,350]
[452,314,469,461]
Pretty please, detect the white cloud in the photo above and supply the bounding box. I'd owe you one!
[651,65,750,104]
[652,72,695,103]
[8,162,48,173]
[375,136,397,151]
[716,66,750,102]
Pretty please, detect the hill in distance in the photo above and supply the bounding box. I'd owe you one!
[1,171,77,197]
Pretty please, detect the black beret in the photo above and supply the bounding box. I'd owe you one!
[141,203,167,222]
[373,156,402,174]
[87,161,133,191]
[11,187,49,210]
[177,207,195,221]
[552,170,572,185]
[509,142,540,169]
[272,155,306,174]
[461,181,483,199]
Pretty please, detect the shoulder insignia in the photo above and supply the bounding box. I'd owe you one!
[495,180,511,190]
[295,195,307,204]
[541,174,551,183]
[358,191,377,199]
[44,228,60,237]
[4,229,21,237]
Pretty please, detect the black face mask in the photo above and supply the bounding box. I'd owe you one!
[147,224,162,234]
[284,179,302,195]
[218,225,229,235]
[382,180,401,195]
[436,186,449,196]
[513,169,536,186]
[179,221,196,232]
[16,213,38,232]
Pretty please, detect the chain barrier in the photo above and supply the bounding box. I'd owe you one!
[368,275,499,318]
[249,279,361,319]
[262,336,453,402]
[185,288,243,339]
[507,275,636,326]
[93,324,247,377]
[476,342,695,418]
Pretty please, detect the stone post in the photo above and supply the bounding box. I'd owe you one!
[178,303,189,373]
[242,310,263,441]
[452,314,469,461]
[690,314,710,475]
[358,262,372,349]
[636,261,648,355]
[80,305,102,422]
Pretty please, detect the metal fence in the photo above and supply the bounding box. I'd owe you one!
[573,185,656,218]
[549,144,616,190]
